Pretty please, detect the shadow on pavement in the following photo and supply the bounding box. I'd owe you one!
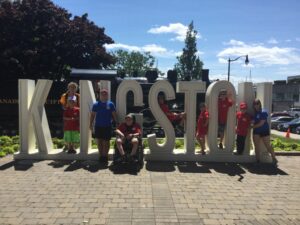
[146,161,176,172]
[0,160,35,171]
[240,163,288,175]
[47,160,109,173]
[176,161,211,173]
[108,163,141,175]
[144,161,288,179]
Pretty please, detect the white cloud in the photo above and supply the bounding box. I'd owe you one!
[148,23,201,42]
[285,39,292,42]
[104,43,140,51]
[267,37,278,44]
[217,39,300,66]
[104,43,179,58]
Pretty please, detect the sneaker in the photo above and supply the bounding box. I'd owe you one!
[99,156,108,163]
[218,143,223,149]
[201,151,206,155]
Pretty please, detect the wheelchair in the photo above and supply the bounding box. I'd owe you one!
[113,136,144,167]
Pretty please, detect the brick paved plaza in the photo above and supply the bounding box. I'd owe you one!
[0,155,299,225]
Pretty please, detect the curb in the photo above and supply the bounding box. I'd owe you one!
[275,151,300,156]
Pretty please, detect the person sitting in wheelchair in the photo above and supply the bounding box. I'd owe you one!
[115,113,142,163]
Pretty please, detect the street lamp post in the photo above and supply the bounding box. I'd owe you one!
[227,55,249,81]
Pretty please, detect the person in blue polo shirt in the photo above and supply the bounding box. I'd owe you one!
[90,89,118,163]
[252,99,277,165]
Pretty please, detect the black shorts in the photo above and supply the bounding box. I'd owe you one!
[94,126,112,140]
[218,124,226,134]
[253,130,270,137]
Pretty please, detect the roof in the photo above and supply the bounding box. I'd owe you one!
[70,68,117,80]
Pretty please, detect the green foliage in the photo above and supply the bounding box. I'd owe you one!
[174,21,203,80]
[0,136,12,146]
[175,139,184,149]
[0,151,6,157]
[11,135,19,144]
[143,139,149,148]
[111,50,158,77]
[2,146,14,154]
[110,139,115,147]
[52,138,65,148]
[271,137,300,151]
[0,0,114,81]
[12,144,19,152]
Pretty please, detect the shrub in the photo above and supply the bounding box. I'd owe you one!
[0,136,12,146]
[11,135,19,144]
[52,138,65,148]
[175,139,183,149]
[0,151,6,157]
[12,144,19,152]
[2,146,15,154]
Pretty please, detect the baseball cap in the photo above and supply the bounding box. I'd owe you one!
[240,102,247,110]
[125,113,134,119]
[67,95,77,101]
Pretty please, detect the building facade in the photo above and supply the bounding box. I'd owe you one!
[272,75,300,112]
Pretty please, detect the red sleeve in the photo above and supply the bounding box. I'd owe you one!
[117,123,126,133]
[134,123,142,135]
[205,111,209,120]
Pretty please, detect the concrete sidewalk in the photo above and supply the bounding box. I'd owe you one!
[271,129,300,140]
[0,155,299,225]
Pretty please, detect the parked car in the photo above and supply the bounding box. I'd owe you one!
[277,118,300,132]
[287,108,300,118]
[271,112,291,118]
[271,116,294,129]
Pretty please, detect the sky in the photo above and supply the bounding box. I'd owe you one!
[52,0,300,86]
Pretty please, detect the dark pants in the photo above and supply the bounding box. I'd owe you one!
[236,135,246,154]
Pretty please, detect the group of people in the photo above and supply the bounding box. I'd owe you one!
[59,82,278,165]
[59,82,141,163]
[195,89,277,165]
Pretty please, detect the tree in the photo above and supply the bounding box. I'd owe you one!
[0,0,115,81]
[111,49,156,77]
[174,21,203,80]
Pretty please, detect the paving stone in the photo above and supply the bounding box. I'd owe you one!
[0,155,299,224]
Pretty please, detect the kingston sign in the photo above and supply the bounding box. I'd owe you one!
[15,79,273,163]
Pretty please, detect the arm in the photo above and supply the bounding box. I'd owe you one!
[90,111,96,130]
[112,111,118,125]
[115,129,125,138]
[252,120,266,129]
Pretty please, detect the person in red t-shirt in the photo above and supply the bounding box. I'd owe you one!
[218,89,234,149]
[63,96,80,154]
[235,102,252,155]
[196,103,209,155]
[158,94,186,129]
[115,113,142,162]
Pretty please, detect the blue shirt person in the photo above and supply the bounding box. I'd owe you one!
[251,99,277,165]
[90,89,117,163]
